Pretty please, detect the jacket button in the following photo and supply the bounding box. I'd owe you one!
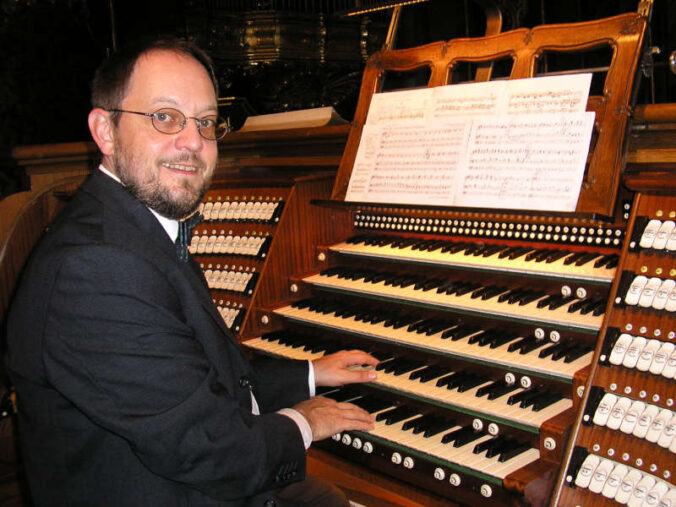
[264,499,276,507]
[239,377,250,388]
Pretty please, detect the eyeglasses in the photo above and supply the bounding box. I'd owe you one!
[108,107,230,140]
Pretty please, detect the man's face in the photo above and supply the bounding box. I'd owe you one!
[110,50,218,219]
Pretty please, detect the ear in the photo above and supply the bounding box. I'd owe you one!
[88,108,115,156]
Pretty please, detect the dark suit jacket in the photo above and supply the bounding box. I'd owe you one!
[5,170,310,506]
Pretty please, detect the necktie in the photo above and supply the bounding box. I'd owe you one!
[176,212,203,262]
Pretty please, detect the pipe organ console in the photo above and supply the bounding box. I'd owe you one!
[186,8,676,506]
[5,6,673,507]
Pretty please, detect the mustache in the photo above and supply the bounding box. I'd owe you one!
[159,154,207,170]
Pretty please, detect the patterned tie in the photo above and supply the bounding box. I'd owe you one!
[176,211,203,262]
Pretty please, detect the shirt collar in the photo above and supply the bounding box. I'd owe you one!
[98,165,179,242]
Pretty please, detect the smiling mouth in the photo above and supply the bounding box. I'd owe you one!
[162,162,200,174]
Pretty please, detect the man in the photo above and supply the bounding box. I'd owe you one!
[5,37,378,506]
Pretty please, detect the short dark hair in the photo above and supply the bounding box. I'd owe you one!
[90,36,218,112]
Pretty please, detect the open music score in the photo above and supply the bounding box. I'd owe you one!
[345,74,595,212]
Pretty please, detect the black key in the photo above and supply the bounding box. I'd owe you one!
[591,300,607,316]
[350,396,392,414]
[574,252,600,266]
[538,343,560,359]
[564,346,591,363]
[482,244,506,257]
[518,290,544,305]
[593,253,617,268]
[455,282,482,296]
[567,297,591,313]
[509,247,532,260]
[437,280,461,294]
[481,286,508,301]
[532,392,564,411]
[545,250,571,263]
[563,251,587,265]
[376,406,418,425]
[441,324,480,341]
[499,288,523,303]
[441,425,477,445]
[536,294,557,309]
[551,343,577,361]
[548,295,575,310]
[488,331,520,349]
[499,442,531,462]
[517,389,544,408]
[410,364,448,382]
[474,435,506,454]
[507,389,534,405]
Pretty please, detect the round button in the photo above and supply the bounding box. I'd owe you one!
[352,438,362,450]
[341,434,352,446]
[363,442,373,454]
[403,457,415,469]
[434,468,445,481]
[480,484,493,497]
[449,473,461,486]
[331,433,341,441]
[391,452,402,465]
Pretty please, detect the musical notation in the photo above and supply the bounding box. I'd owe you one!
[345,74,594,211]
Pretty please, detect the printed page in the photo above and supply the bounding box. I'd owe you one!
[345,74,593,211]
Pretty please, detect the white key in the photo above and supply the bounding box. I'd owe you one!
[589,458,614,494]
[621,400,646,434]
[643,480,670,506]
[652,220,675,250]
[616,468,643,504]
[610,334,634,365]
[628,475,656,507]
[608,397,632,430]
[634,405,660,439]
[626,276,649,305]
[652,280,676,311]
[666,286,676,312]
[639,219,662,249]
[657,412,676,448]
[603,463,629,499]
[637,340,661,371]
[623,336,647,369]
[575,454,600,488]
[639,277,663,308]
[594,393,618,426]
[650,342,675,375]
[646,409,673,443]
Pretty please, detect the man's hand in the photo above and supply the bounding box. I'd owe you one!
[312,350,378,387]
[293,396,375,441]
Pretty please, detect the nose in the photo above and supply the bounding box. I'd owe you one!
[175,118,204,152]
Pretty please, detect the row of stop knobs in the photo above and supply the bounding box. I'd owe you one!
[330,431,495,498]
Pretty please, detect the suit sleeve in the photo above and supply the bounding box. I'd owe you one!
[42,245,306,501]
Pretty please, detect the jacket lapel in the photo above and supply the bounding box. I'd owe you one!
[81,171,235,340]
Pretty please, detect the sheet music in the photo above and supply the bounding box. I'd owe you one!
[346,74,594,211]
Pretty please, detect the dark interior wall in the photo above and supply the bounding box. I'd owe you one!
[0,0,674,151]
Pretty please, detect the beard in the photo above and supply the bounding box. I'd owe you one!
[113,147,212,220]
